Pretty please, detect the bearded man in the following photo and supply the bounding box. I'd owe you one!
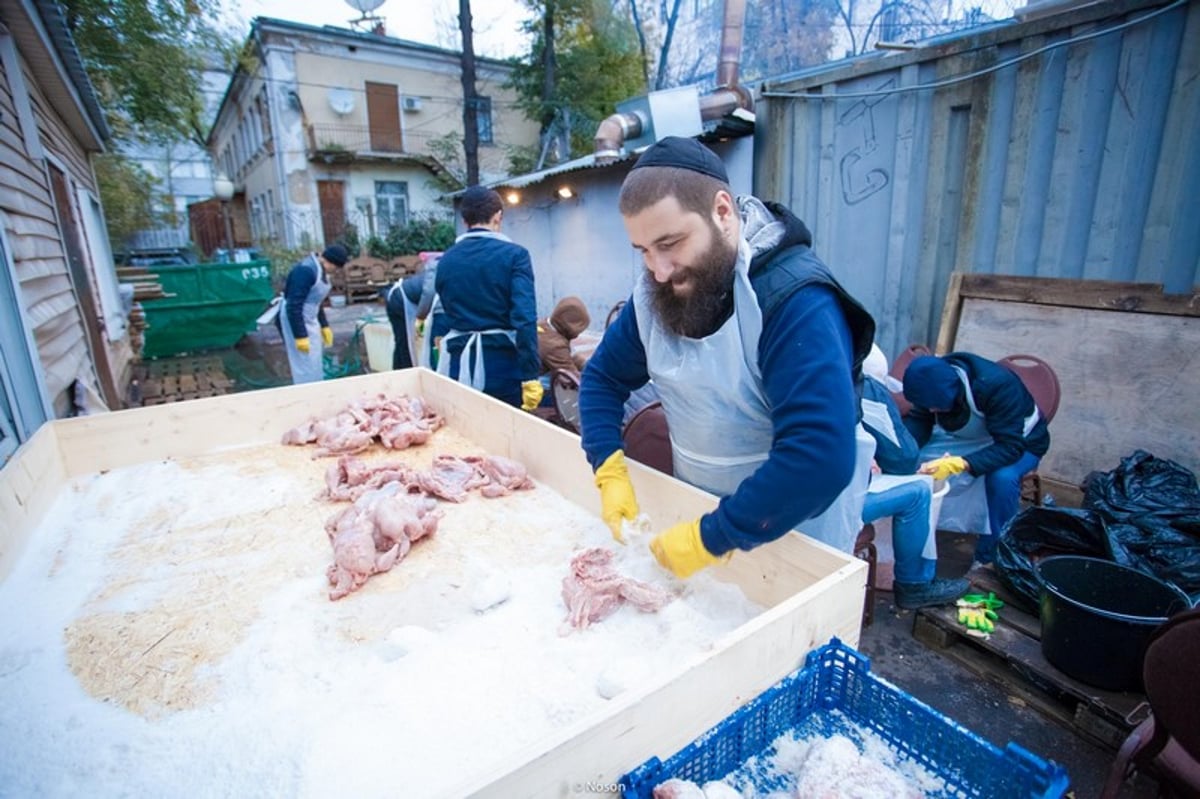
[578,137,877,578]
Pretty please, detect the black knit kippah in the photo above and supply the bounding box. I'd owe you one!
[630,136,729,183]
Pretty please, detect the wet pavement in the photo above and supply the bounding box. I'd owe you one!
[858,532,1158,798]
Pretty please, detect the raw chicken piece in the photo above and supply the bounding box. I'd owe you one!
[466,455,535,497]
[281,393,446,455]
[281,419,317,445]
[378,419,433,450]
[373,494,442,548]
[416,455,481,502]
[653,779,707,799]
[561,548,674,632]
[323,492,443,601]
[326,511,402,601]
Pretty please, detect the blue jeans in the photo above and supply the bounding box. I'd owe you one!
[976,451,1041,563]
[862,479,935,585]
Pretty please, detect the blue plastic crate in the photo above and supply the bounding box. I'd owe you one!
[622,638,1069,798]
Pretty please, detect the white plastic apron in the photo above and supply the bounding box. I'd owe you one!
[419,295,444,369]
[922,367,1040,536]
[280,254,330,384]
[436,327,516,391]
[632,239,873,555]
[388,280,420,368]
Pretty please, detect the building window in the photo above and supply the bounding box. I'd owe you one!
[475,96,493,144]
[375,181,408,232]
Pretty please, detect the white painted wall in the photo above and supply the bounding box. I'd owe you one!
[498,137,754,324]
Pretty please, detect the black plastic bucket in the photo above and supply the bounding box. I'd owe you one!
[1036,555,1191,691]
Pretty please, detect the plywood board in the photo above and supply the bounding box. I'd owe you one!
[934,274,1200,490]
[0,368,866,797]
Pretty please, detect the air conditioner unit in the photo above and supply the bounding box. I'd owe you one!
[402,96,422,112]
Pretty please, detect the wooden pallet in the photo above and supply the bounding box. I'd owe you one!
[913,567,1150,751]
[133,356,233,406]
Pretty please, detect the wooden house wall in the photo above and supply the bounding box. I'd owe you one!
[0,37,129,415]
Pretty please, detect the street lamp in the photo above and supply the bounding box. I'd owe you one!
[212,172,235,260]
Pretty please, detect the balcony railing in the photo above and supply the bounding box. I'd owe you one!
[307,123,436,160]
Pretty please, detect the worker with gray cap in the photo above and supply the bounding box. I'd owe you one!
[280,243,348,384]
[579,136,877,578]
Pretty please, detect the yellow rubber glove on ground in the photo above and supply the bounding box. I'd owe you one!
[649,519,729,579]
[957,601,999,634]
[294,337,311,354]
[594,450,638,544]
[321,327,333,347]
[920,455,969,481]
[521,380,544,411]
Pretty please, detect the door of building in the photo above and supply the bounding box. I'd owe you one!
[47,163,119,409]
[365,81,403,152]
[317,180,346,246]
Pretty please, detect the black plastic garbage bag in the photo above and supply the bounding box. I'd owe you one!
[1083,449,1200,598]
[994,507,1128,610]
[994,451,1200,609]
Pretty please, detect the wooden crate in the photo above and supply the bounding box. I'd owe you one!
[133,355,233,405]
[0,370,865,797]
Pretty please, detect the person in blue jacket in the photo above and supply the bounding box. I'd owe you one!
[279,244,348,384]
[434,186,542,410]
[579,136,877,578]
[384,252,439,369]
[860,345,968,608]
[903,352,1050,564]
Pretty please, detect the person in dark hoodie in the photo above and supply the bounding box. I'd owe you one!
[578,136,876,578]
[538,296,591,375]
[902,353,1050,565]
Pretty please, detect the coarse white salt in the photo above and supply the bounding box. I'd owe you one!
[691,709,947,798]
[0,435,764,797]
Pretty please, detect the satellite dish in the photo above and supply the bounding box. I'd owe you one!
[345,0,385,14]
[328,88,355,115]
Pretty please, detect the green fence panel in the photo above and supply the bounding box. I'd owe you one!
[141,260,275,358]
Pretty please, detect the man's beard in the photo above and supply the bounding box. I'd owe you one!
[646,233,737,339]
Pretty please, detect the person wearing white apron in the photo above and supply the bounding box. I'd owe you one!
[384,253,438,369]
[279,245,347,384]
[902,353,1050,565]
[577,136,876,579]
[433,186,542,411]
[860,345,969,608]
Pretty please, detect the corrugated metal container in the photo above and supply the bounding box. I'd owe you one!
[756,0,1199,359]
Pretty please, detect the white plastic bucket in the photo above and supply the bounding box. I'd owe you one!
[362,322,394,372]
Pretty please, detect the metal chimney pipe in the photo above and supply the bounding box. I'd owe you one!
[592,0,753,163]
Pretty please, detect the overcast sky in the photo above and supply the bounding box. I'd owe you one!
[224,0,533,59]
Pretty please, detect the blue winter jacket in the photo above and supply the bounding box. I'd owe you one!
[579,201,874,556]
[903,352,1050,476]
[434,229,540,381]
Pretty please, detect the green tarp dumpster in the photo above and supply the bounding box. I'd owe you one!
[141,260,275,358]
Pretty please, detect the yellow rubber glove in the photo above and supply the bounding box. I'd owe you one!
[957,602,999,634]
[649,519,730,579]
[294,337,311,354]
[594,450,638,544]
[920,455,969,481]
[321,326,333,347]
[521,380,544,411]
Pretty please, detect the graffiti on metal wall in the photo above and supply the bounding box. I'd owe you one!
[838,80,894,205]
